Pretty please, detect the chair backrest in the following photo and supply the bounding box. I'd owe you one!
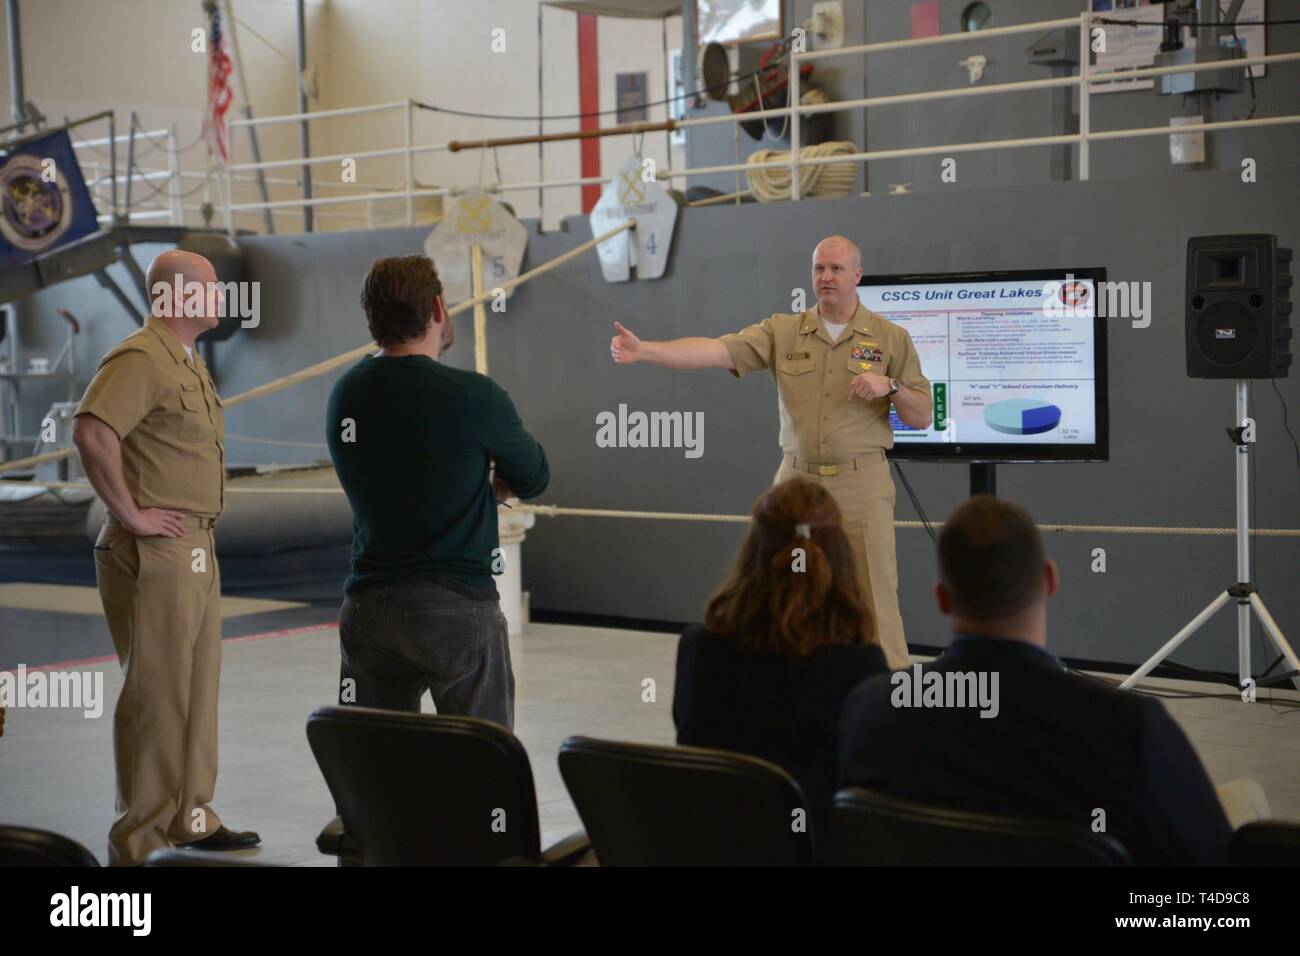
[0,825,100,866]
[829,787,1132,866]
[143,848,273,866]
[1230,820,1300,866]
[306,705,540,866]
[557,736,816,866]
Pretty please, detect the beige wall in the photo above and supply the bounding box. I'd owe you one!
[0,0,682,233]
[0,0,324,230]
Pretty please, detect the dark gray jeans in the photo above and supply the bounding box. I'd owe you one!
[338,579,515,729]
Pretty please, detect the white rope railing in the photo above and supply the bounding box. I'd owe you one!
[3,477,1297,538]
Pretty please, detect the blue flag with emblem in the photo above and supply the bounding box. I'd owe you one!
[0,128,99,272]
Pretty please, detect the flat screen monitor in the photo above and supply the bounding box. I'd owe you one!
[857,268,1109,463]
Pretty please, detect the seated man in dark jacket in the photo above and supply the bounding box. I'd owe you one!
[839,495,1233,866]
[674,477,888,833]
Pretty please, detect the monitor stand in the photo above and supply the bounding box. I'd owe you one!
[970,462,996,497]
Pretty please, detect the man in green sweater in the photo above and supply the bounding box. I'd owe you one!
[326,254,549,729]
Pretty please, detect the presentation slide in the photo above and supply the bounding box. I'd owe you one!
[857,276,1099,450]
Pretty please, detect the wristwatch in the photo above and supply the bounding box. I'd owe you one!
[888,378,899,396]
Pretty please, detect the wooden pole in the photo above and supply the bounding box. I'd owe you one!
[471,242,488,375]
[449,120,676,153]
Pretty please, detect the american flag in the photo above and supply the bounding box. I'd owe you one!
[205,4,234,165]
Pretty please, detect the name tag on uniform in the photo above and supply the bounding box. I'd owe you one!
[785,351,811,360]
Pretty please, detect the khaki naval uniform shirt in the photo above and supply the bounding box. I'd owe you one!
[76,316,225,517]
[76,316,227,865]
[719,302,930,462]
[719,302,929,669]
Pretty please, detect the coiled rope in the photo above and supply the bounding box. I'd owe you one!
[747,138,857,203]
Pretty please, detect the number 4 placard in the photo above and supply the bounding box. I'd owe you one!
[590,156,679,283]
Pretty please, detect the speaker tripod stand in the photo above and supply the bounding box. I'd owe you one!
[1121,380,1300,697]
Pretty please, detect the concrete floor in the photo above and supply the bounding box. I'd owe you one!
[2,621,1297,866]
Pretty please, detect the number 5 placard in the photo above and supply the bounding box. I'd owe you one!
[424,189,528,305]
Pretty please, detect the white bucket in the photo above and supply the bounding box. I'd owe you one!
[497,506,535,636]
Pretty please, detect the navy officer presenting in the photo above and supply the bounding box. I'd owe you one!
[610,236,931,669]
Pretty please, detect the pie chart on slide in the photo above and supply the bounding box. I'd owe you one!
[984,399,1062,436]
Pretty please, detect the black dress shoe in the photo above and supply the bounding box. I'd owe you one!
[179,825,261,851]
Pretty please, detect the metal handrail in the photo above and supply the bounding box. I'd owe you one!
[799,15,1084,61]
[219,11,1299,228]
[74,122,183,225]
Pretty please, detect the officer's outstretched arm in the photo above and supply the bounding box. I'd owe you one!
[610,321,732,370]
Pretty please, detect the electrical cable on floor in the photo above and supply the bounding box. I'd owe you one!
[891,461,937,545]
[1273,376,1300,477]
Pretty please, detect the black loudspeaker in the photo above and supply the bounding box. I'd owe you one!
[1186,234,1292,379]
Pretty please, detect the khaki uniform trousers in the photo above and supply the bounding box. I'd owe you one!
[93,515,224,865]
[775,451,910,669]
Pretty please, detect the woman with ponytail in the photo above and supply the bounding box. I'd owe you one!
[673,477,889,831]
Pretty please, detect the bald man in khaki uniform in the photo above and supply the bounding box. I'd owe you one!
[611,236,932,668]
[73,250,258,865]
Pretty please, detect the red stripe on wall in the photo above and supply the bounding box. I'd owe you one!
[577,12,601,213]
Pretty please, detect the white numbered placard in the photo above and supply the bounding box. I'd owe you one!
[425,190,528,305]
[589,156,678,283]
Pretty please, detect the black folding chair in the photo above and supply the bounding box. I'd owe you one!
[0,825,100,867]
[307,705,589,866]
[828,787,1132,866]
[558,736,816,866]
[1230,820,1300,866]
[144,848,274,866]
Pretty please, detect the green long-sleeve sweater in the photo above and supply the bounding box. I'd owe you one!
[326,354,549,596]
